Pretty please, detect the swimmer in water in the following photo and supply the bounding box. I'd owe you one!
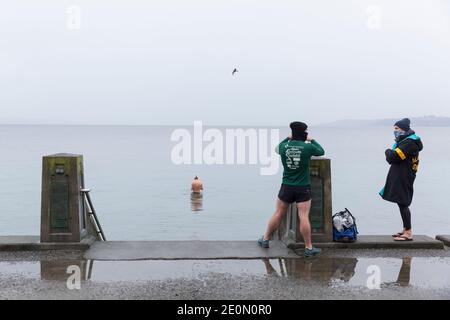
[191,176,203,194]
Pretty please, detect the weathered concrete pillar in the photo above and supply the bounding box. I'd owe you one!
[278,157,333,245]
[40,153,88,243]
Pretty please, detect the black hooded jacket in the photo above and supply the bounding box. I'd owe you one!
[381,131,423,206]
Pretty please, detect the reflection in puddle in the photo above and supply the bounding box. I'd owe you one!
[264,257,415,287]
[190,192,203,212]
[395,257,412,287]
[40,260,94,281]
[0,256,449,289]
[264,257,358,283]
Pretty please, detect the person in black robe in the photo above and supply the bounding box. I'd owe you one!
[380,118,423,241]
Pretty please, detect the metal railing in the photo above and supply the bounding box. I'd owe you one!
[80,188,106,241]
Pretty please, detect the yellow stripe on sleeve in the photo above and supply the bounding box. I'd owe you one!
[395,148,406,160]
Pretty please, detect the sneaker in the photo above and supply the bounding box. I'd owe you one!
[258,236,270,248]
[304,246,321,257]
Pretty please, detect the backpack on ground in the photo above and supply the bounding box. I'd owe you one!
[332,208,358,243]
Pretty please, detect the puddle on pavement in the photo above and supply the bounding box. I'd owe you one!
[1,257,449,289]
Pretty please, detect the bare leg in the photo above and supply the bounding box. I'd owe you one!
[297,200,312,249]
[263,198,289,240]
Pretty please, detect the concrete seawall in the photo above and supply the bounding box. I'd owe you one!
[0,236,446,259]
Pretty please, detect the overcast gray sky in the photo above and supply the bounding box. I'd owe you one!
[1,0,449,126]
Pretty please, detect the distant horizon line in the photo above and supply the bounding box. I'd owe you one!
[1,115,448,127]
[0,122,295,127]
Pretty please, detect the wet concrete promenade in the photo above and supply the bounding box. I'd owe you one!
[0,236,449,300]
[1,248,450,300]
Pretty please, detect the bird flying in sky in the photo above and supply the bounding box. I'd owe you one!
[232,68,238,76]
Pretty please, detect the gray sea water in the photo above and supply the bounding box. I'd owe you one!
[0,125,449,240]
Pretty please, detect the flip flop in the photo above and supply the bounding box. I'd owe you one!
[393,235,413,241]
[392,232,404,237]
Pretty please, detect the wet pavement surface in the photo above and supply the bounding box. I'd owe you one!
[1,249,450,299]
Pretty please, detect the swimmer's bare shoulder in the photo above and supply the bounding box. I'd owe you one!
[191,177,203,193]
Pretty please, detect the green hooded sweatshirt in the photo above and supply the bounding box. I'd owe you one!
[275,138,325,186]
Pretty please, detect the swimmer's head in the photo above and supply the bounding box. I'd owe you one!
[194,176,199,180]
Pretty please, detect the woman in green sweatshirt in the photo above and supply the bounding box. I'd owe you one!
[258,122,325,257]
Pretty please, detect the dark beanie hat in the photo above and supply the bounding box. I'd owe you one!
[394,118,411,131]
[290,121,308,140]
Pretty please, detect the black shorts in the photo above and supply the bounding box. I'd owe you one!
[278,184,311,203]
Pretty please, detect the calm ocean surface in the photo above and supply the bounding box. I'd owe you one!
[1,125,449,240]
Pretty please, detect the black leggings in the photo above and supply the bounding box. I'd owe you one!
[398,204,411,230]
